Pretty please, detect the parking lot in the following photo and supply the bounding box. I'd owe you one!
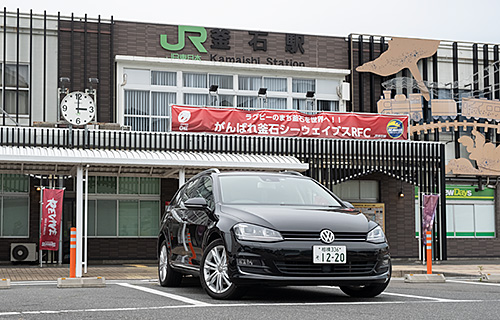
[2,277,500,320]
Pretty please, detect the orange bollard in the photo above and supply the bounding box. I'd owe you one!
[426,231,432,274]
[70,227,76,278]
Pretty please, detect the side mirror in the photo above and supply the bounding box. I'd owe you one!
[343,201,355,209]
[184,197,208,210]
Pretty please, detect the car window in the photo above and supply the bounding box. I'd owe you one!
[169,184,186,208]
[179,178,201,205]
[219,175,342,206]
[196,176,215,211]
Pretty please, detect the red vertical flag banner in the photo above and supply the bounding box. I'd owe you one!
[40,189,65,251]
[422,194,439,243]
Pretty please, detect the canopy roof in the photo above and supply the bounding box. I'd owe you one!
[0,146,308,177]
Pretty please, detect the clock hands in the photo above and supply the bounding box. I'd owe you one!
[75,93,87,112]
[62,91,95,125]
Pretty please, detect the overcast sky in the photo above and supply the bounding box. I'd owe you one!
[4,0,500,44]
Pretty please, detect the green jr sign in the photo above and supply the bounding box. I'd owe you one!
[160,26,207,53]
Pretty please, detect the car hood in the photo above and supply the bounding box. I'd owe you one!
[219,204,371,233]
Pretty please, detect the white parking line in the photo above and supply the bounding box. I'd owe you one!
[320,285,454,302]
[10,280,57,286]
[448,280,500,287]
[0,299,485,317]
[116,283,211,306]
[381,292,454,301]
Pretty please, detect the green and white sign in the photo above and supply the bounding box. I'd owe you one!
[415,185,494,201]
[160,26,208,53]
[444,185,494,200]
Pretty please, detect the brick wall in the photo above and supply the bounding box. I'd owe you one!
[364,173,418,258]
[58,20,113,123]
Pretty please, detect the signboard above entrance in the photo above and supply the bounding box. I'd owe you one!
[171,105,409,140]
[148,24,348,69]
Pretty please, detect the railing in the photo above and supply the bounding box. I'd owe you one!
[0,126,444,191]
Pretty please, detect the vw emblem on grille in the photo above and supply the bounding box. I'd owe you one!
[320,229,335,244]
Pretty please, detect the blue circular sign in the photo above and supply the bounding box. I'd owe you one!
[387,119,404,139]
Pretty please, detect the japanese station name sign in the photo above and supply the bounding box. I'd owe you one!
[171,105,409,140]
[160,25,307,66]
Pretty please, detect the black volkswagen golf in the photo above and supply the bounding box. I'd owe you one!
[158,169,391,300]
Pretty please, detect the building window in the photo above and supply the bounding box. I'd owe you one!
[267,97,287,109]
[185,93,208,105]
[1,64,30,115]
[87,177,160,237]
[151,71,176,86]
[218,95,234,107]
[318,100,339,112]
[415,186,495,238]
[239,76,262,91]
[331,180,379,202]
[264,77,287,92]
[124,90,174,132]
[293,98,310,111]
[0,174,29,237]
[237,96,259,109]
[183,73,207,88]
[292,79,315,93]
[121,67,342,131]
[151,92,174,131]
[446,203,495,237]
[209,74,233,89]
[433,88,472,100]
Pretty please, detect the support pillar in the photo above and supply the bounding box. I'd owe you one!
[178,168,185,188]
[75,166,83,277]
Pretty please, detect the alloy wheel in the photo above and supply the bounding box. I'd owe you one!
[203,244,232,294]
[159,244,168,282]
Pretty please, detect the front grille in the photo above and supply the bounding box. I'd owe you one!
[281,231,366,242]
[274,260,376,276]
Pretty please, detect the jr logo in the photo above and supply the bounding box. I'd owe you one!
[160,26,207,53]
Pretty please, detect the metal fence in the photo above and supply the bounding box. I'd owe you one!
[0,126,443,187]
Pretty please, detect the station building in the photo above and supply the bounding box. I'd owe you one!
[0,8,496,266]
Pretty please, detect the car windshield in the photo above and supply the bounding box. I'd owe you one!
[218,174,343,206]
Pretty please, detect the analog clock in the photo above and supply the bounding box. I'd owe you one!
[60,91,96,125]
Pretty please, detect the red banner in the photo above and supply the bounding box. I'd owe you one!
[171,105,409,140]
[40,188,64,251]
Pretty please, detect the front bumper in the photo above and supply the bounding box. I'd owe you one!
[227,239,391,286]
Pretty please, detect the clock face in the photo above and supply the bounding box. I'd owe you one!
[60,91,96,125]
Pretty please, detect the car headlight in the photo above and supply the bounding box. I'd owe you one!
[367,226,386,243]
[233,223,283,242]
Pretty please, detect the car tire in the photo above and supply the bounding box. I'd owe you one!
[339,281,390,298]
[200,239,246,300]
[339,263,391,298]
[158,240,182,287]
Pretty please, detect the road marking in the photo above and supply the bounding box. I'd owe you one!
[320,285,454,301]
[448,280,500,287]
[10,281,57,286]
[116,283,211,306]
[381,292,454,301]
[0,299,486,317]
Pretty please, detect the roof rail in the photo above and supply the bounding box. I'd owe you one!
[187,168,221,182]
[279,170,303,176]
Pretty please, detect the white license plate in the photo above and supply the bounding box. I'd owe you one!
[313,245,346,264]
